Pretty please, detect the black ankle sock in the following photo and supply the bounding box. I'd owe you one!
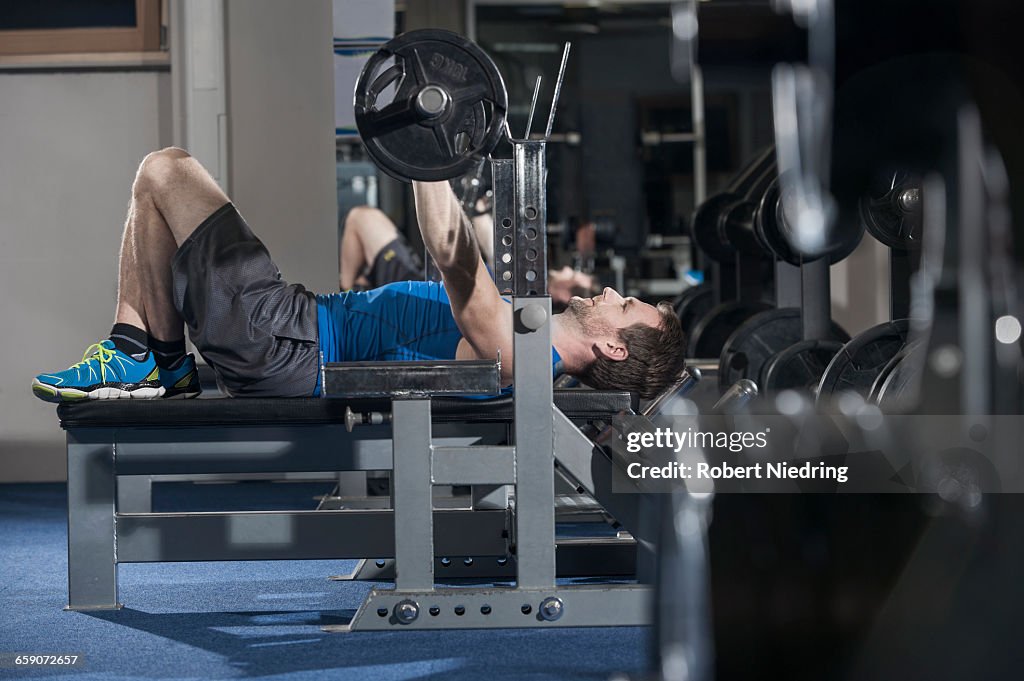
[110,324,149,358]
[148,335,187,369]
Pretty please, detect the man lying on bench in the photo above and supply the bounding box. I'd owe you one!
[32,147,685,402]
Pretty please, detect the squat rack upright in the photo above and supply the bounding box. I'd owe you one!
[327,44,654,631]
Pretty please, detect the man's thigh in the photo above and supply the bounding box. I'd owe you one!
[172,203,320,397]
[366,235,425,288]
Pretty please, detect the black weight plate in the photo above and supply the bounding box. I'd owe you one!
[691,194,739,263]
[674,284,715,332]
[874,341,924,410]
[688,301,771,359]
[756,177,864,265]
[718,308,850,391]
[867,339,922,405]
[354,29,508,182]
[815,319,911,404]
[754,178,803,265]
[762,339,845,396]
[860,169,922,250]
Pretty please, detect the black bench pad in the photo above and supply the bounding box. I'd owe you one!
[56,391,635,429]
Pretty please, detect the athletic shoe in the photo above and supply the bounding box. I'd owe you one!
[32,340,164,403]
[159,353,202,399]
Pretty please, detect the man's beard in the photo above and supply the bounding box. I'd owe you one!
[565,298,615,338]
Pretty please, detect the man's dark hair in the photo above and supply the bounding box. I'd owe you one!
[578,302,686,399]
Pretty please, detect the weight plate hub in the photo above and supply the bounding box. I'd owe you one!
[718,308,849,391]
[355,29,508,182]
[860,170,922,250]
[815,319,911,404]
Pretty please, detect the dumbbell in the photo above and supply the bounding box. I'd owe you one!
[726,168,926,397]
[687,148,778,358]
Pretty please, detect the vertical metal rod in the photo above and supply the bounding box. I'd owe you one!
[958,107,988,414]
[524,76,542,139]
[775,260,802,308]
[736,253,763,303]
[890,250,912,320]
[691,66,707,204]
[655,492,715,681]
[801,257,831,340]
[544,43,572,139]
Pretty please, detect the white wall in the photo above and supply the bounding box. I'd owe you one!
[830,234,891,337]
[225,0,338,293]
[0,1,337,482]
[0,71,171,481]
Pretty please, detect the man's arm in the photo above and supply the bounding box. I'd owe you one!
[412,181,514,379]
[470,210,494,270]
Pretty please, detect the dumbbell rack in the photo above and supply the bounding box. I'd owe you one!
[326,46,652,632]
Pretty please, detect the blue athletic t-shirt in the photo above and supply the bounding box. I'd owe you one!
[315,280,561,391]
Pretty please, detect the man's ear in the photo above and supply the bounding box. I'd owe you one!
[594,338,628,362]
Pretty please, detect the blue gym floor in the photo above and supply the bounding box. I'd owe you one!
[0,483,647,681]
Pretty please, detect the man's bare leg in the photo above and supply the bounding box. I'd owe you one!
[33,147,231,402]
[339,206,400,290]
[115,147,230,340]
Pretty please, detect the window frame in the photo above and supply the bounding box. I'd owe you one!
[0,0,162,57]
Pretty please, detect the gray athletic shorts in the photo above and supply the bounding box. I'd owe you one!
[171,203,320,397]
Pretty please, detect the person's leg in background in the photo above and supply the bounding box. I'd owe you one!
[33,147,229,402]
[339,206,401,290]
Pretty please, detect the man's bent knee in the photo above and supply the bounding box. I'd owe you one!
[345,206,397,240]
[134,147,192,196]
[346,205,385,229]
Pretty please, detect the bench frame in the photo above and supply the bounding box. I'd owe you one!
[65,421,508,610]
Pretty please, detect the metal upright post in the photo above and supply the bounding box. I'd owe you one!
[507,44,569,591]
[800,257,831,340]
[511,140,557,589]
[66,431,119,610]
[391,398,435,591]
[775,260,802,308]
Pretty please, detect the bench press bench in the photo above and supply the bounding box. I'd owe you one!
[57,388,634,612]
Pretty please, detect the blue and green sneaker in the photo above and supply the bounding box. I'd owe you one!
[32,340,164,403]
[159,353,202,399]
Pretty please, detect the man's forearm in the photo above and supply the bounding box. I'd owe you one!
[471,212,494,269]
[412,181,481,279]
